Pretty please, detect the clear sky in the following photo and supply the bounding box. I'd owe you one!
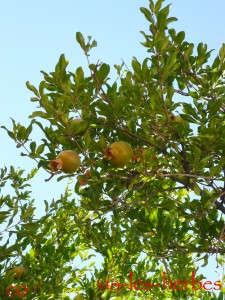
[1,0,225,295]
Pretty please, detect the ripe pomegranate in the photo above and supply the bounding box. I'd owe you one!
[103,141,133,168]
[49,150,81,174]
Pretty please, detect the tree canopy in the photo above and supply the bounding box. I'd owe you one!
[1,0,225,299]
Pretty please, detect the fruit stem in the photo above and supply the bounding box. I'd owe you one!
[45,173,56,182]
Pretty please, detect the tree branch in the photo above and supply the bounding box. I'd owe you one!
[214,200,225,214]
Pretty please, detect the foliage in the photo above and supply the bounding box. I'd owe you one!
[1,0,225,299]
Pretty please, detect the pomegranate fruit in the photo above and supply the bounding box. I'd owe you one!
[77,169,91,186]
[133,148,156,164]
[70,118,88,136]
[171,114,188,126]
[103,141,133,168]
[73,295,85,300]
[78,178,89,186]
[85,169,91,178]
[49,150,81,174]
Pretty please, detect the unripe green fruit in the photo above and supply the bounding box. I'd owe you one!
[50,150,81,174]
[171,115,188,126]
[70,118,88,136]
[103,141,133,168]
[73,295,85,300]
[57,150,81,173]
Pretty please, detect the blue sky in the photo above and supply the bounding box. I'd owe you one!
[1,0,225,295]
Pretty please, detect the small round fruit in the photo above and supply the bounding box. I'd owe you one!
[85,169,91,178]
[142,149,156,163]
[77,169,91,186]
[49,150,81,174]
[103,141,133,168]
[79,179,89,186]
[132,148,156,164]
[70,118,88,136]
[12,265,26,279]
[171,115,188,126]
[73,295,85,300]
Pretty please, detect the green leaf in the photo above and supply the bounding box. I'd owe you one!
[156,5,170,29]
[132,59,141,74]
[90,39,97,49]
[0,211,10,223]
[219,43,225,60]
[96,63,110,83]
[29,111,50,119]
[140,7,153,23]
[44,200,49,212]
[149,208,158,227]
[1,126,15,140]
[39,80,46,97]
[182,103,200,120]
[26,81,39,97]
[74,67,84,83]
[189,90,198,99]
[155,0,164,12]
[36,144,45,155]
[199,156,211,168]
[21,207,35,220]
[176,31,185,44]
[76,32,86,51]
[29,111,49,119]
[179,114,198,124]
[193,183,201,196]
[165,17,177,26]
[30,141,36,153]
[54,54,70,84]
[208,99,223,118]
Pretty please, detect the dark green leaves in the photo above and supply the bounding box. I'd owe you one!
[95,63,110,84]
